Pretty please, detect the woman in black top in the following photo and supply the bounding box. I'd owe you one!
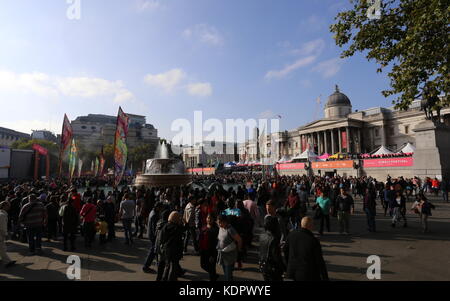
[198,213,219,281]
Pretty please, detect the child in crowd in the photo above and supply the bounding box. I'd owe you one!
[96,216,108,244]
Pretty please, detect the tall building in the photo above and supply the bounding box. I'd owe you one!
[0,127,31,147]
[183,141,238,168]
[71,113,159,151]
[240,85,450,161]
[237,86,450,179]
[31,130,58,143]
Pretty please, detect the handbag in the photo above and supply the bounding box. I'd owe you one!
[222,241,237,253]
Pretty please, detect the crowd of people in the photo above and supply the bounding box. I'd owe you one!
[0,173,448,280]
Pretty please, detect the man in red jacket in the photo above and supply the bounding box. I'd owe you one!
[80,198,97,248]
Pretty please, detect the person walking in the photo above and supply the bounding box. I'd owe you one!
[285,189,300,229]
[79,198,97,248]
[156,211,184,281]
[143,202,164,274]
[182,196,199,254]
[217,214,242,281]
[441,177,449,203]
[335,188,355,234]
[199,212,219,281]
[315,190,331,236]
[390,191,407,228]
[133,194,146,239]
[119,193,136,245]
[103,196,116,241]
[59,196,79,251]
[283,217,328,281]
[259,213,285,281]
[0,201,16,268]
[19,194,47,255]
[412,194,436,233]
[363,187,377,232]
[45,196,59,242]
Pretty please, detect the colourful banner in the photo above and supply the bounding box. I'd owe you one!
[59,114,73,177]
[99,156,105,177]
[276,162,306,170]
[113,107,129,187]
[77,159,83,178]
[363,157,414,168]
[341,131,347,151]
[94,157,99,177]
[187,167,215,174]
[312,160,354,169]
[302,136,308,153]
[68,139,77,180]
[32,144,48,156]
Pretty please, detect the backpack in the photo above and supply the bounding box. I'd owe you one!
[155,220,168,256]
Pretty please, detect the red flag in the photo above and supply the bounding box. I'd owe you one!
[99,146,105,177]
[59,114,73,177]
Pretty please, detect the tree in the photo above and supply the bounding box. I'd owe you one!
[330,0,449,110]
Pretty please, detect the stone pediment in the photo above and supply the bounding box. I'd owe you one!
[298,118,343,130]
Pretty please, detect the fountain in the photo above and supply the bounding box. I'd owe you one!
[134,141,192,187]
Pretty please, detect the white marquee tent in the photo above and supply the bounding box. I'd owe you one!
[400,143,416,154]
[291,149,318,161]
[372,145,395,156]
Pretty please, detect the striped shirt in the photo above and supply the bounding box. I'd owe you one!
[19,201,47,228]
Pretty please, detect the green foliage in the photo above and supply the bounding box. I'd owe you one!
[330,0,449,110]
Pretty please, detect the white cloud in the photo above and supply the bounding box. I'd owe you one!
[144,69,186,93]
[0,70,133,103]
[290,39,325,56]
[56,77,133,103]
[136,0,161,12]
[183,24,224,47]
[265,39,326,80]
[312,57,344,78]
[144,69,213,98]
[186,82,212,97]
[0,70,58,98]
[265,55,317,80]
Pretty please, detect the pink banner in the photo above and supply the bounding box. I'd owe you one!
[363,157,414,168]
[276,163,305,170]
[187,168,215,173]
[33,144,48,156]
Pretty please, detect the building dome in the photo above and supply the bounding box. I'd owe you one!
[324,85,352,118]
[326,85,351,108]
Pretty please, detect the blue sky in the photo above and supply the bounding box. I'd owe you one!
[0,0,394,142]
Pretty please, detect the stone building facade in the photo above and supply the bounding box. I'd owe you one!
[240,85,450,161]
[183,141,238,168]
[71,113,159,151]
[0,127,31,147]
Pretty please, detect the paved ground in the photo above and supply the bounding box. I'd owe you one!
[1,195,449,281]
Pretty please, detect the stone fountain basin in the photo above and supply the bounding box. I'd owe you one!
[134,173,192,187]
